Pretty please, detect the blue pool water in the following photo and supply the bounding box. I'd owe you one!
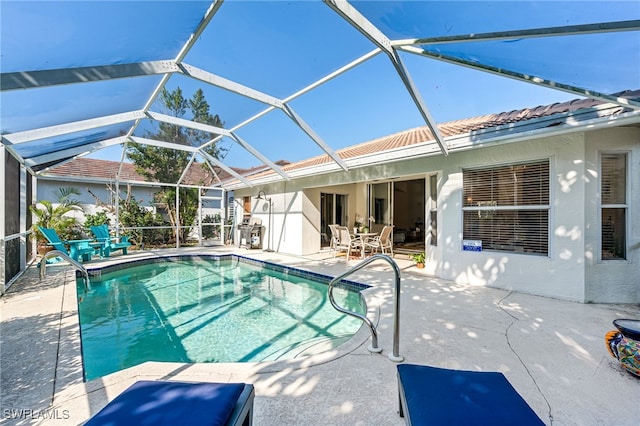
[77,256,365,380]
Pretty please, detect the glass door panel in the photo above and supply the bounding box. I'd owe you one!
[370,182,391,233]
[321,193,348,248]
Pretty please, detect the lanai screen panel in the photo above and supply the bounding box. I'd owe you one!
[1,1,638,185]
[4,152,21,283]
[1,1,210,72]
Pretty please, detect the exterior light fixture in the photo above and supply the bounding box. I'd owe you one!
[255,190,273,252]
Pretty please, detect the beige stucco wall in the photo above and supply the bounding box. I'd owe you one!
[434,133,588,301]
[583,127,640,303]
[235,126,639,303]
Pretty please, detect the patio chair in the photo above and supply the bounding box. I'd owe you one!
[84,380,254,426]
[364,225,394,257]
[91,224,131,257]
[328,224,341,256]
[38,226,97,262]
[335,226,364,260]
[397,364,544,425]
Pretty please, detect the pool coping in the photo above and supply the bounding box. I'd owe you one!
[81,253,371,292]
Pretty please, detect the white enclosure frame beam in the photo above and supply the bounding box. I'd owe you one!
[228,132,291,180]
[399,46,640,110]
[24,136,128,168]
[177,153,198,186]
[200,151,253,187]
[3,111,145,145]
[198,48,382,170]
[146,111,231,136]
[393,19,640,46]
[281,104,349,170]
[325,0,449,156]
[129,136,200,153]
[0,61,180,91]
[179,64,283,108]
[147,111,290,180]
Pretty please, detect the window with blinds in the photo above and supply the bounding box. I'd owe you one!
[601,153,627,260]
[462,160,550,255]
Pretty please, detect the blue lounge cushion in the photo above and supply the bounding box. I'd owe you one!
[85,381,245,426]
[397,364,544,425]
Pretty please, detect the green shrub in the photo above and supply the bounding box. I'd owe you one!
[84,211,110,233]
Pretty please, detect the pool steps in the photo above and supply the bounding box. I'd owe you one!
[40,249,90,291]
[329,253,404,362]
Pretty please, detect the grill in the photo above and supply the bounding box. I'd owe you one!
[238,217,262,249]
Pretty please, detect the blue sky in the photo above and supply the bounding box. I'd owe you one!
[2,1,639,169]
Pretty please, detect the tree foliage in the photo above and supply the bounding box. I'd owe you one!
[118,195,169,247]
[126,87,226,241]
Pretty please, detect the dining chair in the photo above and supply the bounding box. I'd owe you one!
[336,226,364,260]
[328,224,341,257]
[364,225,394,257]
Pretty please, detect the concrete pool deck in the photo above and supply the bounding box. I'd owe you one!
[1,247,639,425]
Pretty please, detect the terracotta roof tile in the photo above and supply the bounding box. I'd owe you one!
[45,158,142,181]
[245,90,639,180]
[44,90,638,186]
[45,158,245,186]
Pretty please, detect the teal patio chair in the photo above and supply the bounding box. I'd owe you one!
[91,224,131,257]
[38,227,97,262]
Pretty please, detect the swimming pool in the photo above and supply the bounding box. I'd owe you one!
[77,255,367,380]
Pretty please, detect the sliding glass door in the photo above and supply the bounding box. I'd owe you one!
[369,178,432,253]
[320,193,347,248]
[369,183,392,233]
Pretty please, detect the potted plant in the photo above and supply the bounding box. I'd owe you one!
[354,213,363,234]
[30,187,85,254]
[410,252,426,268]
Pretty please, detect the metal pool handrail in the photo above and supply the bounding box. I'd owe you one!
[39,250,90,291]
[328,253,404,362]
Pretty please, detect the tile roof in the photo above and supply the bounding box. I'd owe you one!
[243,90,640,180]
[44,154,290,186]
[43,90,639,187]
[45,158,242,186]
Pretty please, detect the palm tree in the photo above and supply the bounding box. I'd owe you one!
[30,187,85,244]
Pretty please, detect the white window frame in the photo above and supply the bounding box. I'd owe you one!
[461,159,551,256]
[599,151,629,261]
[427,173,438,247]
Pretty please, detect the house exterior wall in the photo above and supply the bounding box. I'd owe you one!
[235,126,639,303]
[304,183,360,234]
[241,183,365,254]
[434,133,588,301]
[584,127,640,303]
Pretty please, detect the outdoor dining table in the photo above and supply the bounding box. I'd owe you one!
[353,232,378,259]
[354,232,377,239]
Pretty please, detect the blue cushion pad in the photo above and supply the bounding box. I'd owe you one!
[398,364,544,425]
[85,381,245,426]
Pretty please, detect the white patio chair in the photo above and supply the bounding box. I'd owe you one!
[328,224,341,257]
[364,225,394,257]
[335,226,364,260]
